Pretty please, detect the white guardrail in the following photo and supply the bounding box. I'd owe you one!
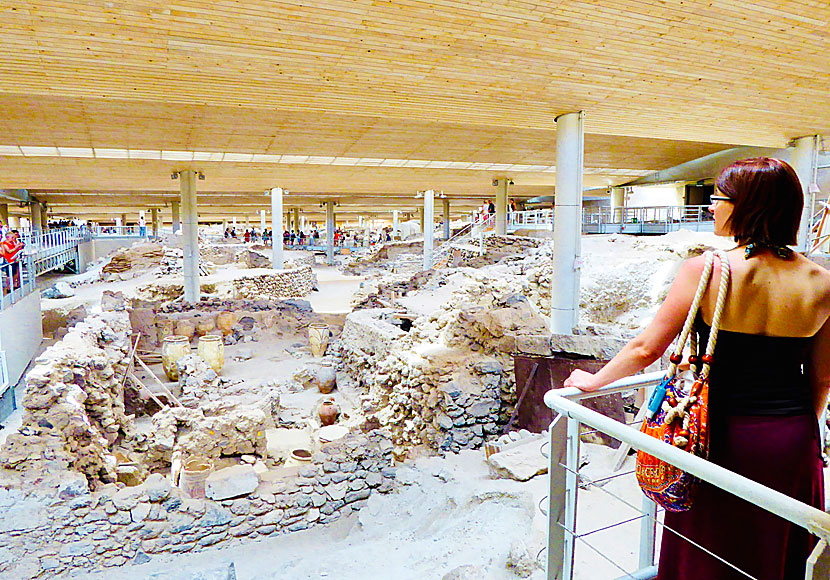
[543,372,830,580]
[471,205,714,232]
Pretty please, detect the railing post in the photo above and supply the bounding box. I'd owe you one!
[547,415,568,580]
[639,497,657,568]
[807,539,830,579]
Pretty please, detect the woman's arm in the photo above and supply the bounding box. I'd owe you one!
[564,256,706,392]
[807,315,830,421]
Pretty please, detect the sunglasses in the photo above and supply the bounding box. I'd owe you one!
[710,195,732,203]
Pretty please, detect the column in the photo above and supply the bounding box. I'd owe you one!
[292,208,300,234]
[300,215,306,233]
[443,198,451,239]
[30,201,42,232]
[423,189,434,270]
[41,204,47,229]
[495,178,509,235]
[326,201,335,265]
[172,201,181,233]
[270,188,284,269]
[0,204,8,227]
[181,170,200,304]
[419,206,425,233]
[260,210,266,237]
[550,111,584,334]
[791,135,819,252]
[610,187,625,223]
[121,213,127,227]
[151,208,159,237]
[232,217,237,229]
[392,210,400,240]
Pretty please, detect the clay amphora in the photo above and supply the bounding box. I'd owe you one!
[197,334,225,374]
[161,336,191,381]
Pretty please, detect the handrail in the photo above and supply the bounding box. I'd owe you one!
[543,373,830,579]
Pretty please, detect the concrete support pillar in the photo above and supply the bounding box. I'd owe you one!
[41,204,47,229]
[423,190,434,270]
[180,170,200,304]
[293,208,300,234]
[232,217,237,229]
[172,201,181,233]
[121,213,127,227]
[151,208,159,237]
[551,111,584,334]
[791,135,819,252]
[495,178,509,235]
[270,188,284,269]
[610,187,625,223]
[0,204,8,226]
[245,215,250,229]
[443,198,451,240]
[392,210,400,239]
[30,201,42,232]
[326,201,335,265]
[300,216,306,233]
[419,206,425,232]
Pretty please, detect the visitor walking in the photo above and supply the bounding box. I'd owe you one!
[1,229,25,292]
[565,157,829,580]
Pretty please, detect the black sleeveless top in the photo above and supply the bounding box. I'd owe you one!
[695,316,813,416]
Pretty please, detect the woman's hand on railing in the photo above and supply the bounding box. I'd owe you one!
[563,369,601,392]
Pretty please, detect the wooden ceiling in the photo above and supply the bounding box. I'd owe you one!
[1,0,828,218]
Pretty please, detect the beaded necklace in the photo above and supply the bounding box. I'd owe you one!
[742,240,794,260]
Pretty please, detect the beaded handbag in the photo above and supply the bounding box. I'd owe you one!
[635,250,731,512]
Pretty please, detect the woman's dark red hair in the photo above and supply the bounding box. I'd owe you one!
[715,157,803,246]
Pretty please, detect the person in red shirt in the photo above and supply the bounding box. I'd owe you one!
[1,230,25,292]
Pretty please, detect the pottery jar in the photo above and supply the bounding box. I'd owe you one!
[197,334,225,374]
[308,323,331,357]
[161,336,191,381]
[318,400,339,426]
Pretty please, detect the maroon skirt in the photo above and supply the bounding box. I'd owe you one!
[658,413,824,580]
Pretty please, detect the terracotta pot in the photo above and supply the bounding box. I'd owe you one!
[318,400,339,426]
[308,323,330,357]
[161,336,191,381]
[174,319,196,340]
[197,335,225,374]
[179,457,213,499]
[196,318,216,337]
[316,364,337,394]
[215,311,235,336]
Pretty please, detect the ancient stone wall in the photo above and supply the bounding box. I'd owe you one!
[0,313,133,487]
[0,431,396,579]
[232,266,315,300]
[338,276,548,457]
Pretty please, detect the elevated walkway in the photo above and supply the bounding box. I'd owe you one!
[471,205,715,236]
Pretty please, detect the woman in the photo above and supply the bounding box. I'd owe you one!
[565,157,830,580]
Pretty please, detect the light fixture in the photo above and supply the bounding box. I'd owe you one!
[171,172,179,180]
[415,191,424,199]
[198,173,205,181]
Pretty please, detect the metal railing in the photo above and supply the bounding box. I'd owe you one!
[89,225,143,237]
[543,372,830,580]
[469,206,714,236]
[0,254,36,311]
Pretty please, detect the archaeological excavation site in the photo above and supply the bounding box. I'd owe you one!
[3,3,830,578]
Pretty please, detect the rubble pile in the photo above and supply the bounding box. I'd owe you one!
[101,243,164,279]
[232,266,316,300]
[147,401,270,468]
[0,313,134,487]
